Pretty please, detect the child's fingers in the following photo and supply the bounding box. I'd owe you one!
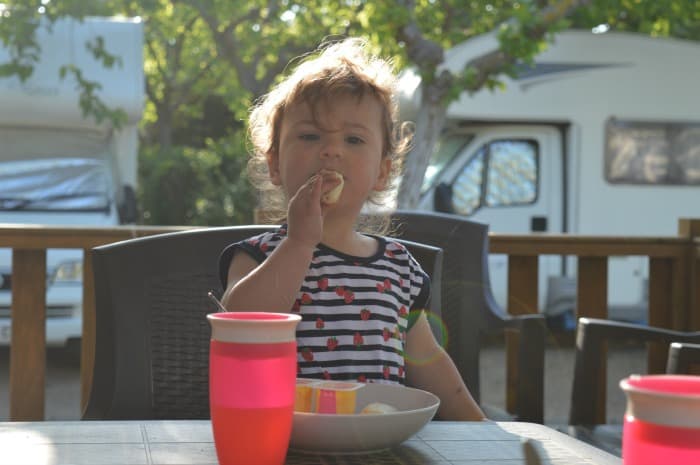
[290,174,322,210]
[293,175,318,198]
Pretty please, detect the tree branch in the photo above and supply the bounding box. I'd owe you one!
[342,2,367,36]
[145,37,168,85]
[253,41,313,96]
[462,0,592,92]
[172,57,219,108]
[246,3,279,89]
[395,0,445,70]
[184,1,257,93]
[171,14,199,76]
[144,73,161,111]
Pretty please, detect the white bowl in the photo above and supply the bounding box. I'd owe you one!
[290,382,440,453]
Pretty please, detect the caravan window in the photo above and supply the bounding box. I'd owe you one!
[605,119,700,185]
[452,139,538,216]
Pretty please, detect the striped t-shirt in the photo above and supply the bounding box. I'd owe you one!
[218,225,431,385]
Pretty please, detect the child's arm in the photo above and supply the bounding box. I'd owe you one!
[405,312,486,421]
[221,175,325,312]
[221,238,314,312]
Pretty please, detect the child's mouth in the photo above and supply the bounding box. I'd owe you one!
[318,169,344,204]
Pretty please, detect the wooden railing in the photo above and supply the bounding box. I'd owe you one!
[0,224,188,421]
[1,219,699,422]
[490,219,700,422]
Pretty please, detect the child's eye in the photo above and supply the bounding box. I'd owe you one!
[346,135,364,145]
[300,133,320,141]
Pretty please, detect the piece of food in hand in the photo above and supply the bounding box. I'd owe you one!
[320,170,344,204]
[360,402,398,414]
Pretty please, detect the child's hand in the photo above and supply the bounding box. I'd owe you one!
[286,174,324,248]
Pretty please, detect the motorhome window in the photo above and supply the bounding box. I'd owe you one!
[0,158,110,211]
[451,139,538,216]
[485,140,538,207]
[452,147,485,216]
[0,127,112,211]
[421,133,473,194]
[605,119,700,185]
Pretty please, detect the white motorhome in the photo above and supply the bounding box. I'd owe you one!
[399,30,700,327]
[0,17,144,350]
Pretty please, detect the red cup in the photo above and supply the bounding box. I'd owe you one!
[208,312,301,465]
[620,374,700,465]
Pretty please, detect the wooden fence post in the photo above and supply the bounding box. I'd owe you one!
[506,255,538,414]
[648,257,674,372]
[678,219,700,331]
[577,257,608,424]
[9,249,47,420]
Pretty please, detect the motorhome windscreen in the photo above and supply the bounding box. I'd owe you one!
[605,118,700,185]
[421,133,473,194]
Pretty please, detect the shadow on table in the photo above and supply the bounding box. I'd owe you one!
[286,443,440,465]
[285,424,559,465]
[556,425,622,458]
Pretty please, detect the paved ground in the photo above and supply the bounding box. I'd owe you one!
[0,348,82,421]
[0,337,647,424]
[478,338,647,425]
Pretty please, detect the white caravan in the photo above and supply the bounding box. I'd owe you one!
[0,17,144,349]
[399,30,700,327]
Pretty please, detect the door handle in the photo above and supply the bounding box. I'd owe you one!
[531,216,547,232]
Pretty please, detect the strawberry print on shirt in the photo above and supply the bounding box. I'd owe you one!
[218,225,431,385]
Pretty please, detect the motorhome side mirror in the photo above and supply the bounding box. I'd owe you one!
[118,185,138,224]
[434,182,455,214]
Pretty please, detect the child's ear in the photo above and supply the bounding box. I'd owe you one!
[373,157,392,191]
[266,151,282,185]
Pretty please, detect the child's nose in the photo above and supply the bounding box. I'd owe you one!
[320,138,342,159]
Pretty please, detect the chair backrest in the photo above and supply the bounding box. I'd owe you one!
[570,317,700,425]
[83,225,443,420]
[381,210,508,404]
[667,342,700,375]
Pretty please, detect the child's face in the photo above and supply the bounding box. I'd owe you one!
[269,93,391,212]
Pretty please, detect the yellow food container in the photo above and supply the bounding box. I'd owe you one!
[294,378,317,412]
[313,381,364,414]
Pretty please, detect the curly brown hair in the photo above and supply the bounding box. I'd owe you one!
[247,37,412,233]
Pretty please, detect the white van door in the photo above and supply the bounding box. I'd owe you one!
[418,124,564,314]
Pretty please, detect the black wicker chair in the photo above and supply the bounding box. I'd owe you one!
[667,341,700,374]
[570,317,700,426]
[82,225,443,419]
[564,317,700,456]
[385,210,545,423]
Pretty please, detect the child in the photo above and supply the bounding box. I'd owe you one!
[219,38,485,421]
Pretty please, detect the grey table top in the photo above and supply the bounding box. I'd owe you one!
[0,420,621,465]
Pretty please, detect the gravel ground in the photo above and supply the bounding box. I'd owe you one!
[0,340,647,424]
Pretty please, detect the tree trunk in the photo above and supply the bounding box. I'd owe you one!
[157,107,174,148]
[397,83,448,209]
